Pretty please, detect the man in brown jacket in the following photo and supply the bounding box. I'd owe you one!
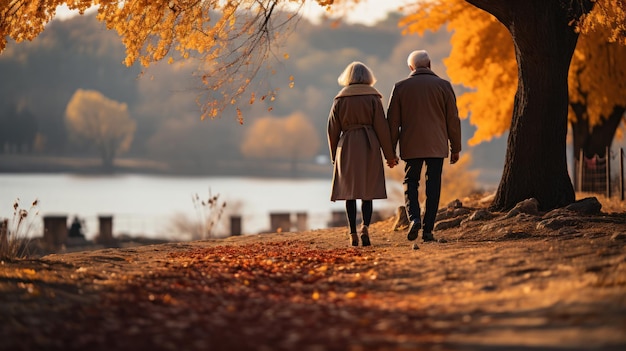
[387,50,462,242]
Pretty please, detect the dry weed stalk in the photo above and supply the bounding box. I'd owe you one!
[1,198,38,259]
[192,189,227,240]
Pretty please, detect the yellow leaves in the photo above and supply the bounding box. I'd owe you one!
[578,0,626,45]
[289,75,295,88]
[237,108,244,124]
[569,6,626,128]
[400,0,466,36]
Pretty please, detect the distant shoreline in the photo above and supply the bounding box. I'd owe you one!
[0,154,332,179]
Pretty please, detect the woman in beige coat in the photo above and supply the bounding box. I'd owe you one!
[327,62,398,247]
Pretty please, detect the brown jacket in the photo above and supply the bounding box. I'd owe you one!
[327,84,395,201]
[387,68,462,159]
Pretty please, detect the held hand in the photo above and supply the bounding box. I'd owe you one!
[386,156,399,168]
[450,152,460,164]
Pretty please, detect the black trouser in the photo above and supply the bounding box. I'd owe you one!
[403,158,444,233]
[345,199,372,234]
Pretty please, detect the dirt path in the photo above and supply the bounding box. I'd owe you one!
[1,203,626,350]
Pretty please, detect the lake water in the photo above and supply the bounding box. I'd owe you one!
[0,174,401,240]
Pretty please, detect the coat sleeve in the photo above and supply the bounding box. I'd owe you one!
[444,83,462,154]
[327,98,342,163]
[372,96,396,160]
[386,84,401,153]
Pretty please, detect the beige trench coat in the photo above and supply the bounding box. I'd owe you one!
[327,84,396,201]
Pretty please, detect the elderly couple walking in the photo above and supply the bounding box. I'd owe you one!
[327,50,462,247]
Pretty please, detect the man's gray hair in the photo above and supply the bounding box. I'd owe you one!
[407,50,430,69]
[338,61,377,86]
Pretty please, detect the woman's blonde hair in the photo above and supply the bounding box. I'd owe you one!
[337,61,377,86]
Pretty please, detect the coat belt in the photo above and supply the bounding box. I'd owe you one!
[343,124,377,150]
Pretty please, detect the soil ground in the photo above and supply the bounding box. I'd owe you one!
[1,195,626,351]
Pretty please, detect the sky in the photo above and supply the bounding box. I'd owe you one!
[54,0,413,26]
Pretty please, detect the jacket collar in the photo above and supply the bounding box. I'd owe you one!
[409,67,437,77]
[335,84,382,99]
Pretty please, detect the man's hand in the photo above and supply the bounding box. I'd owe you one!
[450,152,460,164]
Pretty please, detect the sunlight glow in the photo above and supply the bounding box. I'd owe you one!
[54,1,411,26]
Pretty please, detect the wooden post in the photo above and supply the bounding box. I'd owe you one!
[43,216,68,251]
[230,215,242,236]
[606,146,611,198]
[95,216,114,246]
[619,147,624,200]
[0,219,8,255]
[295,212,308,232]
[578,149,584,192]
[269,212,291,233]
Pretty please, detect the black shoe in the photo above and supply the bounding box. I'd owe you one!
[349,233,359,247]
[407,220,421,241]
[361,234,371,246]
[422,232,435,242]
[360,226,371,247]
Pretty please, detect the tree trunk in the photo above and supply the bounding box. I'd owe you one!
[467,0,593,211]
[100,142,116,172]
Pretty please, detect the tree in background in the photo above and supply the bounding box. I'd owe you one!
[241,112,320,176]
[65,89,136,170]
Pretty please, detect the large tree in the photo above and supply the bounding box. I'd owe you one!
[402,0,626,199]
[460,0,624,211]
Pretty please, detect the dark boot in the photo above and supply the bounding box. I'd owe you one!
[349,232,359,247]
[360,225,371,247]
[407,220,421,241]
[422,232,435,242]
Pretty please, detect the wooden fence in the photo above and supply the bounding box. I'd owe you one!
[575,147,625,200]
